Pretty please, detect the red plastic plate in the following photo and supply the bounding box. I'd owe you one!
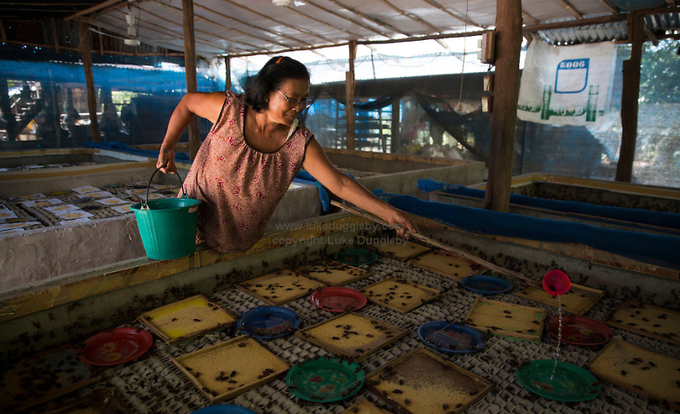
[310,287,368,313]
[545,314,613,346]
[79,327,154,366]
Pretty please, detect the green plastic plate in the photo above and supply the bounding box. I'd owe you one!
[286,357,364,403]
[515,360,600,402]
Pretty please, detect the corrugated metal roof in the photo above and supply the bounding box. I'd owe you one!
[0,1,678,57]
[537,13,679,45]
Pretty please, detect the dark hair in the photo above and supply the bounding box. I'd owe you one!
[245,56,310,112]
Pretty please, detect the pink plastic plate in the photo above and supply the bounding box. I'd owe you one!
[79,327,153,366]
[310,287,368,313]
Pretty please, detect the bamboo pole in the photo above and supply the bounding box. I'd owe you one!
[65,0,125,21]
[51,18,60,53]
[378,107,386,153]
[0,18,5,43]
[391,96,400,153]
[80,21,100,143]
[0,78,17,140]
[345,40,357,150]
[330,200,542,288]
[483,0,523,213]
[615,12,644,183]
[182,0,201,161]
[224,56,231,92]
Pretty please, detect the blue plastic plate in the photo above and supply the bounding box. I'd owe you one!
[460,275,513,295]
[237,306,300,339]
[191,405,256,414]
[417,321,485,353]
[333,248,379,266]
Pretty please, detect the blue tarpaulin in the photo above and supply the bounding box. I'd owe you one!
[0,59,217,92]
[418,179,680,231]
[375,190,680,270]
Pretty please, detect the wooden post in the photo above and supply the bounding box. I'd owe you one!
[0,78,17,140]
[224,56,231,92]
[182,0,201,161]
[391,96,400,153]
[345,40,357,150]
[51,18,60,54]
[47,81,62,147]
[615,12,644,183]
[0,18,6,44]
[482,0,522,212]
[80,21,100,142]
[378,107,386,153]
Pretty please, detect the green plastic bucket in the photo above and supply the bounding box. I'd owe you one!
[131,168,201,260]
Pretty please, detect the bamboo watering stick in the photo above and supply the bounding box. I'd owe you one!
[331,200,542,288]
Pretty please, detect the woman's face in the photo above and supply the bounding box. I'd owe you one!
[266,78,310,126]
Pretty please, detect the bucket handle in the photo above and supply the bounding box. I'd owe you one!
[141,167,187,210]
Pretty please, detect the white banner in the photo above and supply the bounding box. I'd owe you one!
[517,41,615,126]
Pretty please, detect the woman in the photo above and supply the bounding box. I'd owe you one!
[157,56,417,253]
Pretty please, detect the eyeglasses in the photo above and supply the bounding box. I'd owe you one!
[276,89,311,109]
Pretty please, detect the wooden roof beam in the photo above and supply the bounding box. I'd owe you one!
[103,11,236,54]
[319,0,407,36]
[522,11,540,25]
[377,0,443,34]
[226,28,488,58]
[597,0,619,14]
[151,0,271,52]
[130,5,250,53]
[305,0,391,38]
[65,0,133,22]
[282,3,364,38]
[644,21,659,45]
[642,4,680,15]
[420,0,486,29]
[193,2,312,48]
[215,0,333,44]
[553,0,583,20]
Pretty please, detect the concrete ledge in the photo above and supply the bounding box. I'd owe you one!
[0,213,371,323]
[0,215,145,291]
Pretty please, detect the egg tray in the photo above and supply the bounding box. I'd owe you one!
[0,346,100,413]
[517,283,605,315]
[366,348,494,414]
[295,312,409,361]
[407,250,487,281]
[606,300,680,346]
[138,294,238,344]
[359,277,442,313]
[372,240,432,261]
[41,388,133,414]
[586,339,680,411]
[294,259,372,286]
[0,199,44,231]
[236,269,326,306]
[173,336,290,404]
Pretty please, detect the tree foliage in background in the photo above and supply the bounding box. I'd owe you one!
[639,40,680,103]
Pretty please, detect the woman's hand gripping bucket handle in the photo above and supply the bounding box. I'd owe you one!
[141,167,188,210]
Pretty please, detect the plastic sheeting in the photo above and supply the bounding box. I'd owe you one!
[418,179,680,231]
[375,190,680,270]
